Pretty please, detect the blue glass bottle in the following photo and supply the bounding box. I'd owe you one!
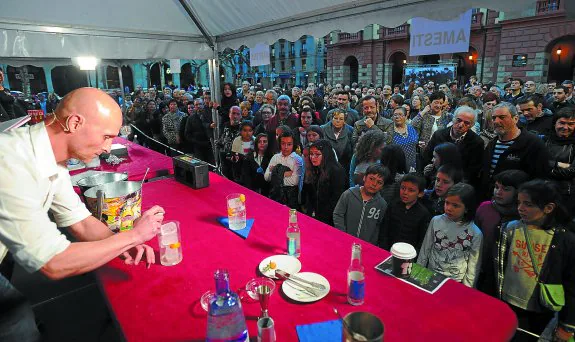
[206,269,249,342]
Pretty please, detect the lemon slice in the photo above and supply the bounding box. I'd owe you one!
[169,242,181,249]
[239,194,246,202]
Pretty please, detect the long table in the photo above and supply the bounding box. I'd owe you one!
[96,174,517,341]
[70,137,173,182]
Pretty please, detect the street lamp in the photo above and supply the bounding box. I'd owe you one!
[557,46,562,62]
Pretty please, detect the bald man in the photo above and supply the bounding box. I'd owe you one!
[0,88,165,341]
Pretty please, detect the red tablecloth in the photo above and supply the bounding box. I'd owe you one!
[70,137,173,181]
[96,175,517,341]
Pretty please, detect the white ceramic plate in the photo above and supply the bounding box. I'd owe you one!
[258,255,301,279]
[281,272,330,303]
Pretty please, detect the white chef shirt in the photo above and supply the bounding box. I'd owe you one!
[0,122,91,273]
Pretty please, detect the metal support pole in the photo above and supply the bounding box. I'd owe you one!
[208,49,222,173]
[117,63,126,114]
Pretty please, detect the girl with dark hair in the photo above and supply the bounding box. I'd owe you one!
[418,183,483,288]
[423,163,463,216]
[349,130,386,186]
[214,82,239,125]
[308,140,346,226]
[379,144,408,203]
[241,133,272,196]
[297,106,318,147]
[302,125,324,214]
[423,142,462,189]
[496,180,575,341]
[475,169,530,295]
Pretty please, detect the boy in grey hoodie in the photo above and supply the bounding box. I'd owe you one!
[333,164,388,245]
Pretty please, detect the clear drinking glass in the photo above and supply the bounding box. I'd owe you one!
[157,221,183,266]
[257,317,276,342]
[226,193,246,230]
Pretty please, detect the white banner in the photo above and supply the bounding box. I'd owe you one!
[169,59,181,73]
[409,10,472,57]
[249,43,270,67]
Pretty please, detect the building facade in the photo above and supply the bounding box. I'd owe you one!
[326,1,575,87]
[0,59,211,96]
[221,35,328,88]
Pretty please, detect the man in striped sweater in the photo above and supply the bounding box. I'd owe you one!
[481,102,551,199]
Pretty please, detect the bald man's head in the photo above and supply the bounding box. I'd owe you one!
[50,87,122,163]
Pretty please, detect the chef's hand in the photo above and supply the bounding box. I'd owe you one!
[132,205,165,244]
[121,244,155,267]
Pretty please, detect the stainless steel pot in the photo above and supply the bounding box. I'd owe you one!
[77,172,128,194]
[84,181,142,233]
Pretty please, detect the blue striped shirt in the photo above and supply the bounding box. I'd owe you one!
[490,139,515,175]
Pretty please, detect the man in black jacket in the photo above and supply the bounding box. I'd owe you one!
[482,102,551,197]
[423,106,484,188]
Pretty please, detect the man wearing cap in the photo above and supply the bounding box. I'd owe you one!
[0,88,165,341]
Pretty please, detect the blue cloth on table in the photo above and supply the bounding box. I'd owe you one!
[296,319,342,342]
[216,217,254,239]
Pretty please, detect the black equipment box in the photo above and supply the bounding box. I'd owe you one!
[173,156,210,189]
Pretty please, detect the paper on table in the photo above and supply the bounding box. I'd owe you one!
[374,256,450,294]
[296,319,342,342]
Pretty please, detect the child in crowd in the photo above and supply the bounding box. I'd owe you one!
[423,163,463,216]
[333,164,389,245]
[265,129,304,209]
[308,139,346,226]
[241,133,272,196]
[239,101,253,121]
[231,121,255,156]
[496,180,575,341]
[229,121,255,184]
[474,169,529,295]
[380,173,431,251]
[418,183,483,288]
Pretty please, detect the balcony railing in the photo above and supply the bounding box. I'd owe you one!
[536,0,564,15]
[337,32,363,44]
[383,24,409,40]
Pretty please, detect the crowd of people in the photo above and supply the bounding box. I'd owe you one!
[122,75,575,341]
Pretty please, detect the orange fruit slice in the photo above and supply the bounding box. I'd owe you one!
[227,208,235,216]
[269,261,277,269]
[169,242,181,249]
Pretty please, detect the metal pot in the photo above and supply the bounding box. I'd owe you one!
[84,181,142,233]
[77,172,128,194]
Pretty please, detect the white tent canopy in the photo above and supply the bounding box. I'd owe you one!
[0,0,537,60]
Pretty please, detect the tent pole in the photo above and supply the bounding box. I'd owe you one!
[117,63,127,114]
[208,45,222,173]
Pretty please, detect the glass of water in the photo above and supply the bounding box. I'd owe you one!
[158,221,183,266]
[226,193,246,230]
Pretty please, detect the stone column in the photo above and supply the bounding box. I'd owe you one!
[383,63,394,86]
[376,64,384,86]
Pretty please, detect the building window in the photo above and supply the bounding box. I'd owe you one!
[302,59,307,70]
[290,42,295,57]
[281,61,286,71]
